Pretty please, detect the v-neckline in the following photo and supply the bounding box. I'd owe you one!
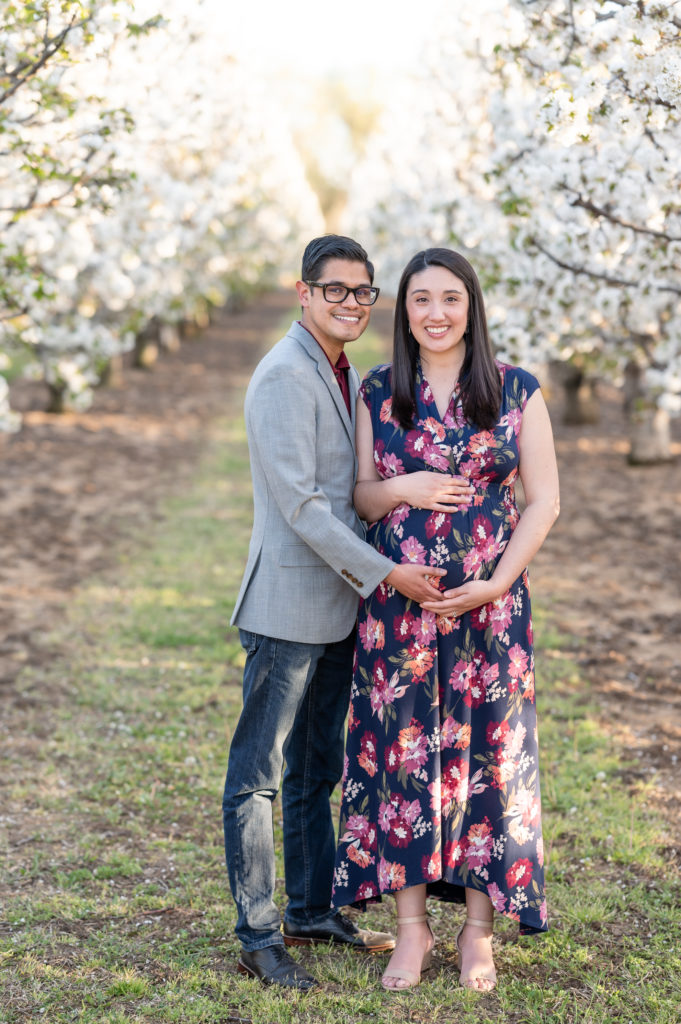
[417,359,460,424]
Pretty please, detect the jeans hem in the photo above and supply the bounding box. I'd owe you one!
[238,934,286,953]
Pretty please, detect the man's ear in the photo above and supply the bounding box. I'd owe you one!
[295,280,311,307]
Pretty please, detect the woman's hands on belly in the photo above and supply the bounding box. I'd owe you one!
[420,578,501,617]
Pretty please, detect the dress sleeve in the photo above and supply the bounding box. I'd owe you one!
[500,364,541,411]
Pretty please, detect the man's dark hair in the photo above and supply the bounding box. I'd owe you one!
[301,235,374,283]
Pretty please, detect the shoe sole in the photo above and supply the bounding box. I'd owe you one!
[283,934,395,953]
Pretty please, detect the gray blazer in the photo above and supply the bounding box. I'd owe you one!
[231,321,394,643]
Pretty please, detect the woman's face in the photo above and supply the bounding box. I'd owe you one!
[405,264,469,364]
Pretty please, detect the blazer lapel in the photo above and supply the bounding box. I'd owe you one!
[291,323,355,446]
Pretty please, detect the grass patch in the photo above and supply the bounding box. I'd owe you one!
[1,328,679,1023]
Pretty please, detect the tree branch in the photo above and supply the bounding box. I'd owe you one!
[565,189,681,243]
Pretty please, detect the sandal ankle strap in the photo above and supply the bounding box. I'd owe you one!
[465,916,493,929]
[396,914,428,925]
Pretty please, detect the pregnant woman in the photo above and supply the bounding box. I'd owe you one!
[331,248,560,992]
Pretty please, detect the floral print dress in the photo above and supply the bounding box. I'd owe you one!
[331,361,547,934]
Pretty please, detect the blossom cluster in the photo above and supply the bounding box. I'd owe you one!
[343,0,681,420]
[0,0,322,428]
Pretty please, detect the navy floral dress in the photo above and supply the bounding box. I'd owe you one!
[331,361,547,934]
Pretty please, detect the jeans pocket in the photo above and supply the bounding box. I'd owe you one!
[239,629,262,657]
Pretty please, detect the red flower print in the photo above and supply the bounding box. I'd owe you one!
[378,857,406,892]
[425,510,451,539]
[472,514,493,546]
[486,720,510,746]
[358,731,378,777]
[400,536,427,564]
[442,757,469,806]
[443,838,467,869]
[505,857,533,889]
[387,820,413,848]
[422,851,441,880]
[404,430,428,459]
[508,643,529,679]
[373,579,390,605]
[393,610,415,641]
[465,818,493,869]
[355,881,378,901]
[470,603,491,630]
[385,742,401,773]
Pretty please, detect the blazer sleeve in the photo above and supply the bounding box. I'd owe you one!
[246,367,394,597]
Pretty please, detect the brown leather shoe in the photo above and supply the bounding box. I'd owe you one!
[283,911,395,952]
[237,944,316,991]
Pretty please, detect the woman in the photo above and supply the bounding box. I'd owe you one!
[331,249,560,991]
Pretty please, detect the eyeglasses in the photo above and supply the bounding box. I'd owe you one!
[305,281,380,306]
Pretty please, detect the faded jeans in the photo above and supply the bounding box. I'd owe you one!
[222,628,354,951]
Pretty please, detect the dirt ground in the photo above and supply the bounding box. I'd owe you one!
[1,292,680,850]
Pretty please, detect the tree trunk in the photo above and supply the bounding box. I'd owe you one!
[134,318,160,369]
[550,361,600,425]
[624,361,672,464]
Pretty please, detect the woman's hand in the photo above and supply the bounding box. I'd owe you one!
[420,578,500,616]
[398,471,474,512]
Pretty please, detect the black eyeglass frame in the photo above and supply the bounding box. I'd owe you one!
[304,280,380,306]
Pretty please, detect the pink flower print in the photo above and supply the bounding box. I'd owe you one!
[510,785,541,828]
[358,613,385,652]
[400,536,427,564]
[411,610,437,644]
[378,801,398,832]
[396,720,429,774]
[499,408,522,440]
[382,451,405,476]
[462,545,484,578]
[508,643,529,679]
[537,835,544,868]
[370,666,407,722]
[443,838,466,869]
[342,814,371,842]
[378,857,406,892]
[489,592,513,636]
[393,610,415,642]
[465,818,494,869]
[503,722,527,758]
[400,797,422,825]
[449,658,475,695]
[441,716,471,751]
[422,851,441,880]
[388,502,410,531]
[505,857,533,889]
[487,882,507,913]
[539,898,548,927]
[423,445,450,471]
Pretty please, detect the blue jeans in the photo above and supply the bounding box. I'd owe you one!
[223,628,354,951]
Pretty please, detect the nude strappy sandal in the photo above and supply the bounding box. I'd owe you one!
[381,914,434,991]
[456,915,497,990]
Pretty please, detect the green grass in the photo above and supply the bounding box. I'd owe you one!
[1,327,679,1023]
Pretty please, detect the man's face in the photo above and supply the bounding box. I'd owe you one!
[296,258,373,354]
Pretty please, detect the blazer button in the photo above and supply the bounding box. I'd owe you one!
[357,581,364,588]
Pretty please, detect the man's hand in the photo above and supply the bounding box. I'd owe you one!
[385,564,447,604]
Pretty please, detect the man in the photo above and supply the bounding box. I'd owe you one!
[223,235,444,991]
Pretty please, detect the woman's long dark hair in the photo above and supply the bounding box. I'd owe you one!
[391,248,502,431]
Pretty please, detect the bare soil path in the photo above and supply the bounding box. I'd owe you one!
[1,292,679,848]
